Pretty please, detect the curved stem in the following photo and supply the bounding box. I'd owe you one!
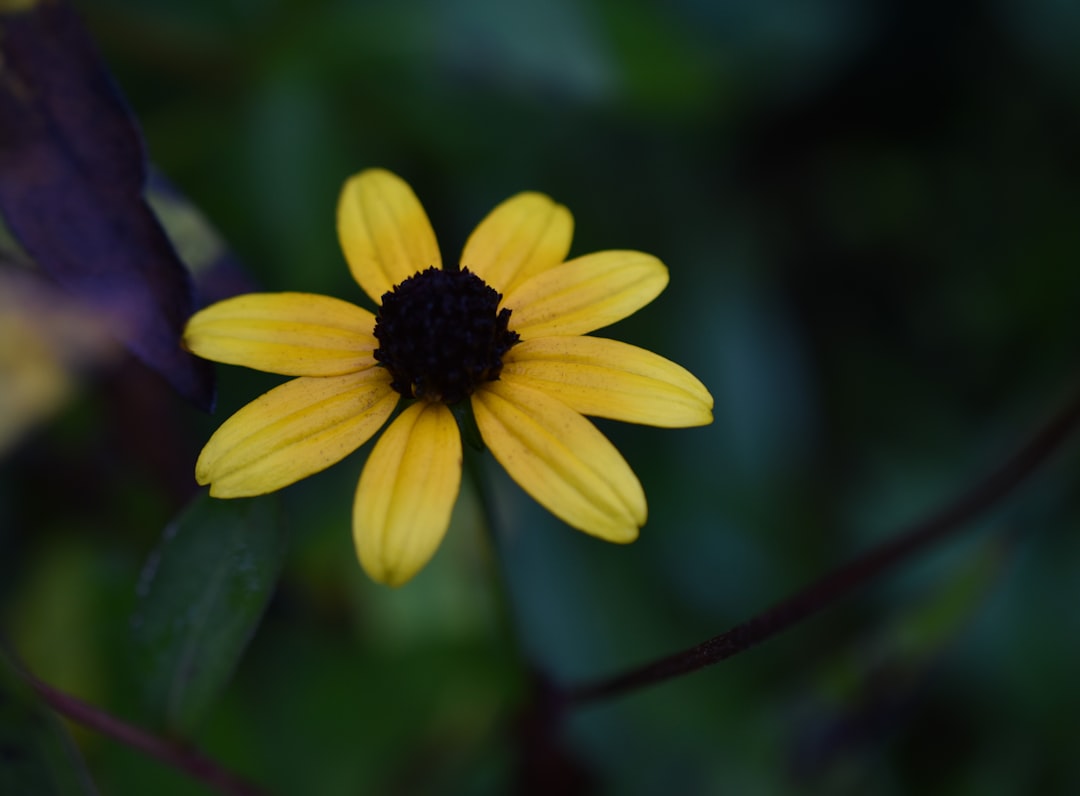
[567,384,1080,706]
[23,671,270,796]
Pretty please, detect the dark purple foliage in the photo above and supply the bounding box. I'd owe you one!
[0,1,215,410]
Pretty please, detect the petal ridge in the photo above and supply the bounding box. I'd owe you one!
[184,292,378,376]
[502,336,713,427]
[353,401,462,586]
[504,250,668,339]
[337,169,441,304]
[472,379,645,541]
[461,192,573,294]
[197,369,397,496]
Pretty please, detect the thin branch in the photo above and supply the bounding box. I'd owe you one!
[24,672,270,796]
[568,385,1080,706]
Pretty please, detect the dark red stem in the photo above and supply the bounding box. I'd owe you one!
[568,385,1080,705]
[25,673,270,796]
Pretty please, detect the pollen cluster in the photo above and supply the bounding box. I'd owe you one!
[373,266,519,404]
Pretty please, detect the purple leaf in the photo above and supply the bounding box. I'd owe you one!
[0,1,215,410]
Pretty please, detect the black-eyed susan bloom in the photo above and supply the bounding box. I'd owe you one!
[184,169,713,586]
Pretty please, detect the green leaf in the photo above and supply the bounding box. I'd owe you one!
[131,491,287,735]
[0,646,99,796]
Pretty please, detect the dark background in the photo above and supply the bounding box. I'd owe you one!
[4,0,1080,793]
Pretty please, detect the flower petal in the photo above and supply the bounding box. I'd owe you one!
[197,369,398,497]
[183,292,377,376]
[472,379,645,543]
[504,250,668,339]
[336,169,441,304]
[502,336,713,427]
[353,401,462,586]
[460,192,573,295]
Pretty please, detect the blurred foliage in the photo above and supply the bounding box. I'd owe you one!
[0,0,214,409]
[130,492,287,736]
[0,647,97,796]
[3,0,1080,793]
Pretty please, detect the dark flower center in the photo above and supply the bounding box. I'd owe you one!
[373,266,520,404]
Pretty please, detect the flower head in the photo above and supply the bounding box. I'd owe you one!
[184,169,713,586]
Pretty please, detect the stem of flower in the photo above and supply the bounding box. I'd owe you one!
[21,668,270,796]
[462,448,524,657]
[566,383,1080,706]
[461,451,595,789]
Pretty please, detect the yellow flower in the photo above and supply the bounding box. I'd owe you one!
[184,169,713,586]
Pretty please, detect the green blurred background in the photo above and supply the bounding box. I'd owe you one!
[4,0,1080,793]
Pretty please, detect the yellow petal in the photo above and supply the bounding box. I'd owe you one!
[183,292,377,376]
[337,169,441,304]
[502,336,713,427]
[197,369,398,497]
[353,401,462,586]
[503,250,668,339]
[472,379,645,542]
[460,192,573,295]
